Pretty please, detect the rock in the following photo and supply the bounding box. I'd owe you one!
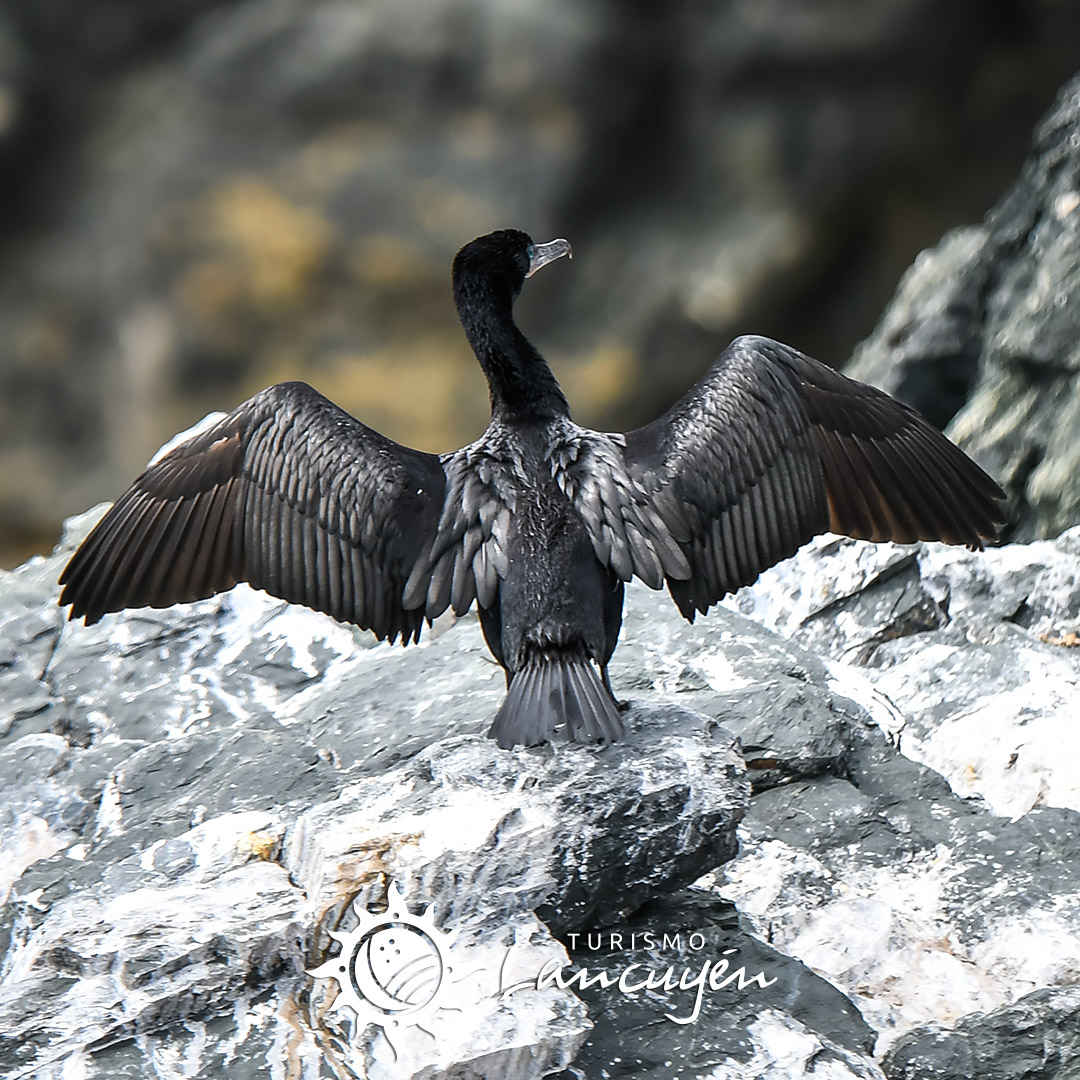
[703,529,1080,1060]
[548,889,885,1080]
[849,74,1080,542]
[4,472,1080,1075]
[882,986,1080,1080]
[708,717,1080,1056]
[846,228,991,431]
[287,704,747,942]
[725,529,1080,818]
[1,505,761,1079]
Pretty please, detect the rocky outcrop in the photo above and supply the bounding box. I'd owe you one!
[849,74,1080,543]
[727,529,1080,818]
[0,507,750,1079]
[2,501,1079,1077]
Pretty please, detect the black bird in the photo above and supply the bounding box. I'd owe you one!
[59,229,1005,748]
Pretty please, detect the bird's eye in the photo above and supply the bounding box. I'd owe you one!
[525,244,535,260]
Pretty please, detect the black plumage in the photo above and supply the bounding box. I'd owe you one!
[59,228,1005,747]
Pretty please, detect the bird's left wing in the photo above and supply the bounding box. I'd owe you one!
[571,334,1004,621]
[59,381,450,643]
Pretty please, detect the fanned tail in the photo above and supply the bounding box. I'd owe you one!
[489,651,624,749]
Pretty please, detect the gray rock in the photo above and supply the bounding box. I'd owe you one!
[1,506,763,1079]
[549,890,885,1080]
[849,74,1080,541]
[707,530,1080,1060]
[726,530,1080,818]
[847,227,991,431]
[4,494,1080,1076]
[882,986,1080,1080]
[287,704,747,942]
[709,712,1080,1059]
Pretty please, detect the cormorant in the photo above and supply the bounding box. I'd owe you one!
[59,229,1005,748]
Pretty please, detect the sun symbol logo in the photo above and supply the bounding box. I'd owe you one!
[307,880,459,1049]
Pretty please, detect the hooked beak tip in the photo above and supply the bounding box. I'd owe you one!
[527,237,573,278]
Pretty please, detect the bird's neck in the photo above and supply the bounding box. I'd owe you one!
[461,302,570,423]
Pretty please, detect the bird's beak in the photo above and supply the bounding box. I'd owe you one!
[526,238,573,277]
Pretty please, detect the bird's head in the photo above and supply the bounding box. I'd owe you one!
[452,229,572,312]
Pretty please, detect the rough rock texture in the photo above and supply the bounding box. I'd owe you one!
[550,890,884,1080]
[3,497,1080,1077]
[4,1,1080,564]
[883,986,1080,1080]
[849,74,1080,543]
[709,713,1080,1054]
[0,505,782,1080]
[705,529,1080,1066]
[726,529,1080,818]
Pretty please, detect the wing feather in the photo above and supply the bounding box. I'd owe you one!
[190,486,231,600]
[160,496,206,605]
[92,492,156,614]
[125,498,182,606]
[620,335,1004,619]
[311,503,329,613]
[325,522,343,619]
[768,451,798,555]
[345,544,362,626]
[59,381,451,643]
[473,542,496,608]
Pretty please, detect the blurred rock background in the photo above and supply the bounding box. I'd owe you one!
[2,0,1080,567]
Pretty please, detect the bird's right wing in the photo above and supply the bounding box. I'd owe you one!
[59,381,449,643]
[616,335,1004,619]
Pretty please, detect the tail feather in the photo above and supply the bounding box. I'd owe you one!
[563,661,592,742]
[489,652,624,749]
